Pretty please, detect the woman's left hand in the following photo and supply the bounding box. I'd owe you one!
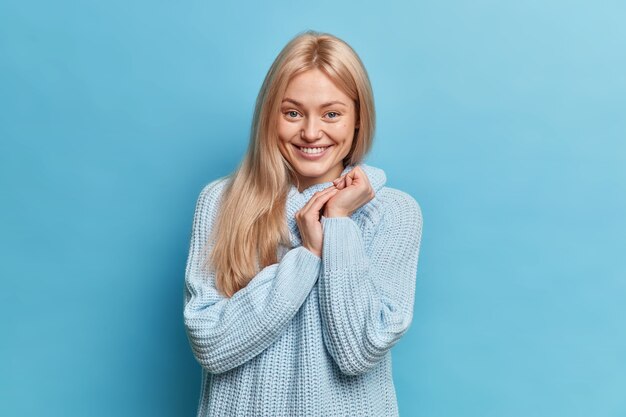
[323,166,375,218]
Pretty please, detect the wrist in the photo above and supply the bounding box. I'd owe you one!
[302,245,321,259]
[323,208,350,218]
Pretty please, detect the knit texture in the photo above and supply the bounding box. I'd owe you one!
[183,163,423,416]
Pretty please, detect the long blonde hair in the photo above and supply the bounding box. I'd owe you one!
[204,30,376,297]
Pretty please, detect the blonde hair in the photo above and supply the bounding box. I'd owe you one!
[204,29,376,297]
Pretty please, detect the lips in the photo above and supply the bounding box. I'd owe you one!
[297,145,331,154]
[293,144,332,160]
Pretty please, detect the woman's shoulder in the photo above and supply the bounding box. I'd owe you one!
[194,175,232,213]
[376,186,423,230]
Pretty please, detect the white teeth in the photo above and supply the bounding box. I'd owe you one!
[298,146,329,154]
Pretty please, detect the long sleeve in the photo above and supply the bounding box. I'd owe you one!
[183,179,321,375]
[318,190,423,376]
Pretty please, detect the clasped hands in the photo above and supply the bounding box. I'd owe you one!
[295,166,375,258]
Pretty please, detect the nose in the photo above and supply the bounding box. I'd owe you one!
[301,117,323,142]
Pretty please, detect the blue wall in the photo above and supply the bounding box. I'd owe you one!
[1,1,624,416]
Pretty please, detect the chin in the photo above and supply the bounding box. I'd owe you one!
[293,166,327,179]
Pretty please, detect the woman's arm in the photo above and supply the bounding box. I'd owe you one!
[183,180,320,374]
[318,190,423,376]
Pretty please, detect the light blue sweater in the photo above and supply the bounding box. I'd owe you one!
[183,163,423,416]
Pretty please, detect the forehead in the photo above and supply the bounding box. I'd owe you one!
[282,69,351,105]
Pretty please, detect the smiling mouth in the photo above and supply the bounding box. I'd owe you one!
[294,144,333,155]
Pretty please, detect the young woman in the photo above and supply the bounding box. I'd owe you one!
[183,30,423,416]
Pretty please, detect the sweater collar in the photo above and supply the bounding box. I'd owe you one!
[287,162,386,201]
[285,162,387,247]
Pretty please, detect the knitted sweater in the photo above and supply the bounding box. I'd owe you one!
[183,163,423,416]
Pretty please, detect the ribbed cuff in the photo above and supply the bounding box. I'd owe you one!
[321,216,367,270]
[273,246,321,306]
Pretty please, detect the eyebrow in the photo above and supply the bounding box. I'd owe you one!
[281,98,348,108]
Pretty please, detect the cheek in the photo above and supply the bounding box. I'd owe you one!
[277,139,291,159]
[277,118,297,136]
[337,123,354,137]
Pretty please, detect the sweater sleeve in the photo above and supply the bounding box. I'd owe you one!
[318,190,423,376]
[183,179,321,374]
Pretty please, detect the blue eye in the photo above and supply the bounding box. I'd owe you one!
[286,111,299,118]
[326,112,339,119]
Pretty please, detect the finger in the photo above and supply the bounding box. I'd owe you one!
[331,175,345,188]
[358,166,370,182]
[304,188,339,215]
[350,166,369,186]
[307,186,337,204]
[346,175,352,186]
[345,170,357,184]
[300,186,337,212]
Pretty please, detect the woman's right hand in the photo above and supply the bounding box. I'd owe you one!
[295,185,339,258]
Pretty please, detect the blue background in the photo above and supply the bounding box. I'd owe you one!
[1,1,625,416]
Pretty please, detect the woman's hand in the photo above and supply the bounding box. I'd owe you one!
[324,166,375,218]
[295,185,339,258]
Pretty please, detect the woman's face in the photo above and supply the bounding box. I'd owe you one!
[277,68,359,192]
